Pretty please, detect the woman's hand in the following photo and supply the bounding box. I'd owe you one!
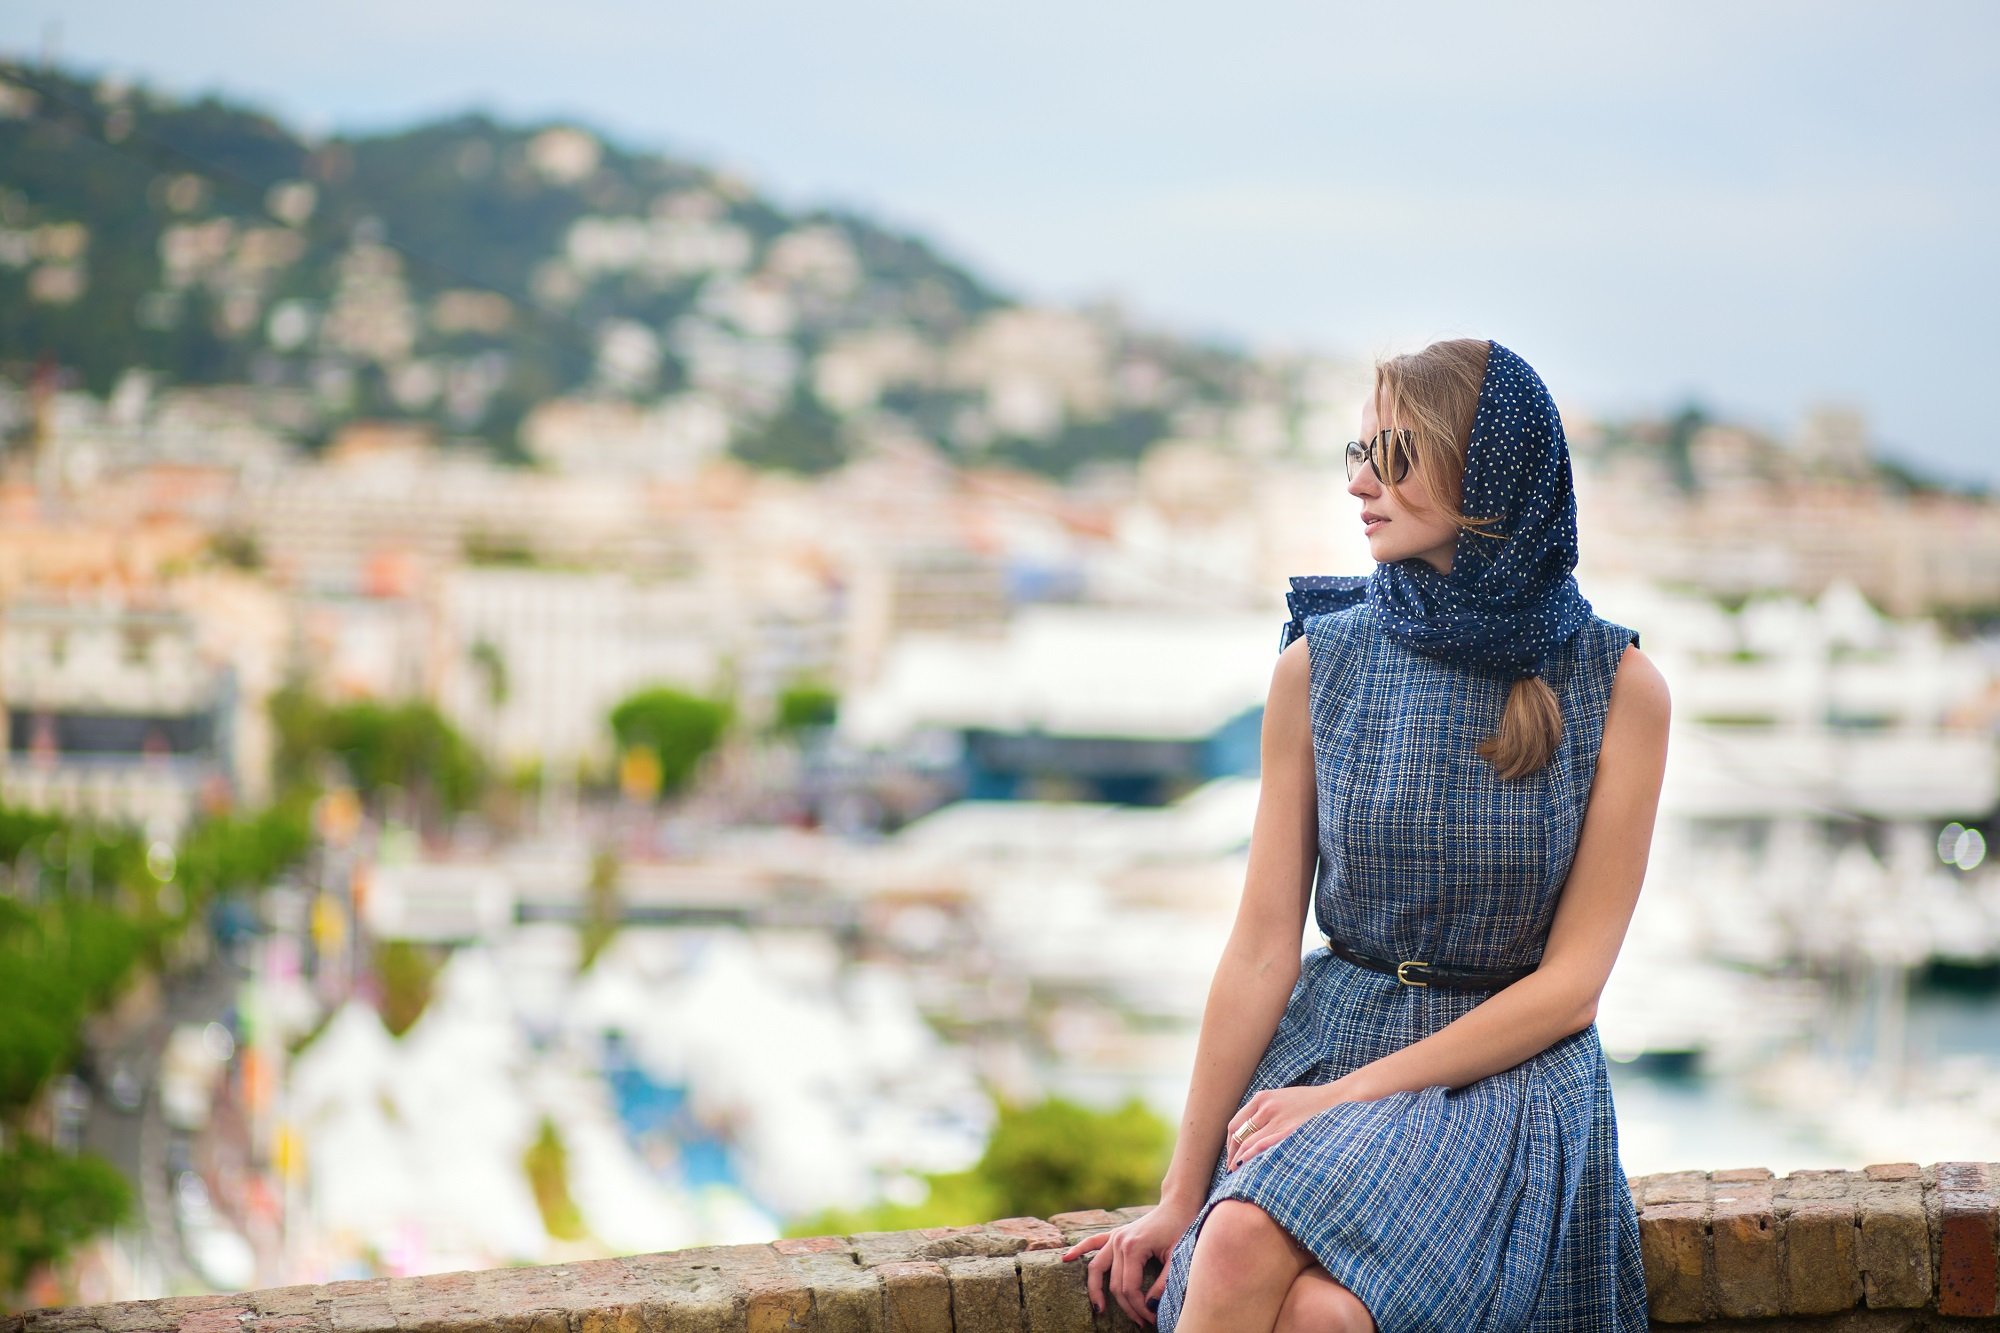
[1061,1198,1199,1328]
[1223,1081,1345,1171]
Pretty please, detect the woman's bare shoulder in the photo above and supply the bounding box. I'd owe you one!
[1607,643,1671,735]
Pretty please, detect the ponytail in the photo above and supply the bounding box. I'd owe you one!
[1477,676,1562,782]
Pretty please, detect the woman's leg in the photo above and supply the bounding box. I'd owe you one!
[1274,1262,1377,1333]
[1170,1200,1315,1333]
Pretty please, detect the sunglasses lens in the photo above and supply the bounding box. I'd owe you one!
[1379,431,1410,484]
[1348,433,1413,483]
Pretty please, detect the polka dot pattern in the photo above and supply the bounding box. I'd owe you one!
[1281,340,1593,682]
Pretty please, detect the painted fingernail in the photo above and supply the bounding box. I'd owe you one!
[1148,1297,1161,1311]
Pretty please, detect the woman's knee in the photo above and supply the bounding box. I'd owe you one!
[1275,1263,1376,1333]
[1189,1200,1304,1280]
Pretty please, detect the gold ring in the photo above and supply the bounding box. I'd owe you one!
[1231,1119,1258,1144]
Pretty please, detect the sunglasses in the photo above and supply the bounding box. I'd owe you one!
[1344,429,1415,484]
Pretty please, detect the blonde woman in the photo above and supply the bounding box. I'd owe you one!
[1063,339,1668,1332]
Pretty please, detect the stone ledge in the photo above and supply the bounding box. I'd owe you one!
[9,1166,1999,1332]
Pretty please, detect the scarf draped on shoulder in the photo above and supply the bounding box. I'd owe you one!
[1278,340,1594,682]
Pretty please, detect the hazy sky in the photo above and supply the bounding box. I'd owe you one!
[4,1,1996,488]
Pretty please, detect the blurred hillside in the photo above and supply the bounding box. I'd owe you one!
[0,58,1253,476]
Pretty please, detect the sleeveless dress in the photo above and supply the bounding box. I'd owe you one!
[1153,576,1650,1333]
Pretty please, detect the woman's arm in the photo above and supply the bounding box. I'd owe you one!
[1158,636,1322,1211]
[1329,643,1672,1105]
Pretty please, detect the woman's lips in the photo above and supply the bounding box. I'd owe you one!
[1363,517,1389,534]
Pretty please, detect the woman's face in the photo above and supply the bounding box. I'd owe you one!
[1348,391,1460,574]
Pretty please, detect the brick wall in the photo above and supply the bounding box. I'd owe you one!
[1636,1160,1998,1328]
[8,1162,1997,1332]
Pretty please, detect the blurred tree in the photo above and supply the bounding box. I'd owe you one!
[205,527,264,571]
[728,387,847,476]
[373,939,444,1038]
[782,1092,1171,1237]
[468,638,510,709]
[0,896,148,1114]
[522,1116,587,1243]
[269,686,486,828]
[0,1139,132,1300]
[578,848,621,973]
[975,1093,1171,1222]
[0,791,312,1306]
[172,801,314,925]
[771,679,838,737]
[607,688,732,801]
[984,408,1171,483]
[1660,400,1707,496]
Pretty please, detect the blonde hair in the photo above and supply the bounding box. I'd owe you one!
[1372,337,1561,782]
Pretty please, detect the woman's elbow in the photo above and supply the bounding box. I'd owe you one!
[1563,984,1601,1036]
[1528,969,1600,1037]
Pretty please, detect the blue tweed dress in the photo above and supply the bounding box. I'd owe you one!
[1153,576,1650,1333]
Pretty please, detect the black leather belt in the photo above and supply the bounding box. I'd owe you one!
[1322,934,1535,991]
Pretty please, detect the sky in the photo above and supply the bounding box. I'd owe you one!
[4,1,1997,489]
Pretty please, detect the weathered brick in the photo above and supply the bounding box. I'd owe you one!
[1016,1249,1094,1333]
[21,1312,108,1333]
[773,1234,851,1257]
[1047,1210,1121,1233]
[856,1223,1002,1264]
[715,1245,811,1333]
[942,1254,1024,1333]
[1936,1178,2000,1318]
[552,1257,638,1310]
[325,1299,394,1333]
[1779,1196,1861,1314]
[1864,1161,1922,1182]
[1638,1199,1709,1323]
[249,1287,325,1323]
[387,1270,498,1333]
[1856,1178,1932,1308]
[782,1250,884,1333]
[178,1304,256,1328]
[847,1228,940,1268]
[570,1309,644,1333]
[1109,1206,1155,1224]
[96,1297,241,1333]
[988,1217,1066,1251]
[1640,1170,1709,1206]
[876,1260,950,1333]
[640,1262,742,1329]
[1779,1168,1855,1203]
[20,1311,108,1333]
[1709,1177,1780,1319]
[469,1264,570,1315]
[1710,1167,1774,1184]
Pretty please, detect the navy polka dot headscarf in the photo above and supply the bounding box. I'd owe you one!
[1280,340,1594,682]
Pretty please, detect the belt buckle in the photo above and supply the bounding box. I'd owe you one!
[1395,959,1431,987]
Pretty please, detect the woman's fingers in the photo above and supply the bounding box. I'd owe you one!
[1224,1093,1271,1170]
[1060,1229,1109,1263]
[1146,1263,1171,1324]
[1083,1234,1115,1314]
[1109,1239,1149,1327]
[1242,1122,1289,1166]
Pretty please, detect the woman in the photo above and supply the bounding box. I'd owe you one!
[1061,338,1669,1332]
